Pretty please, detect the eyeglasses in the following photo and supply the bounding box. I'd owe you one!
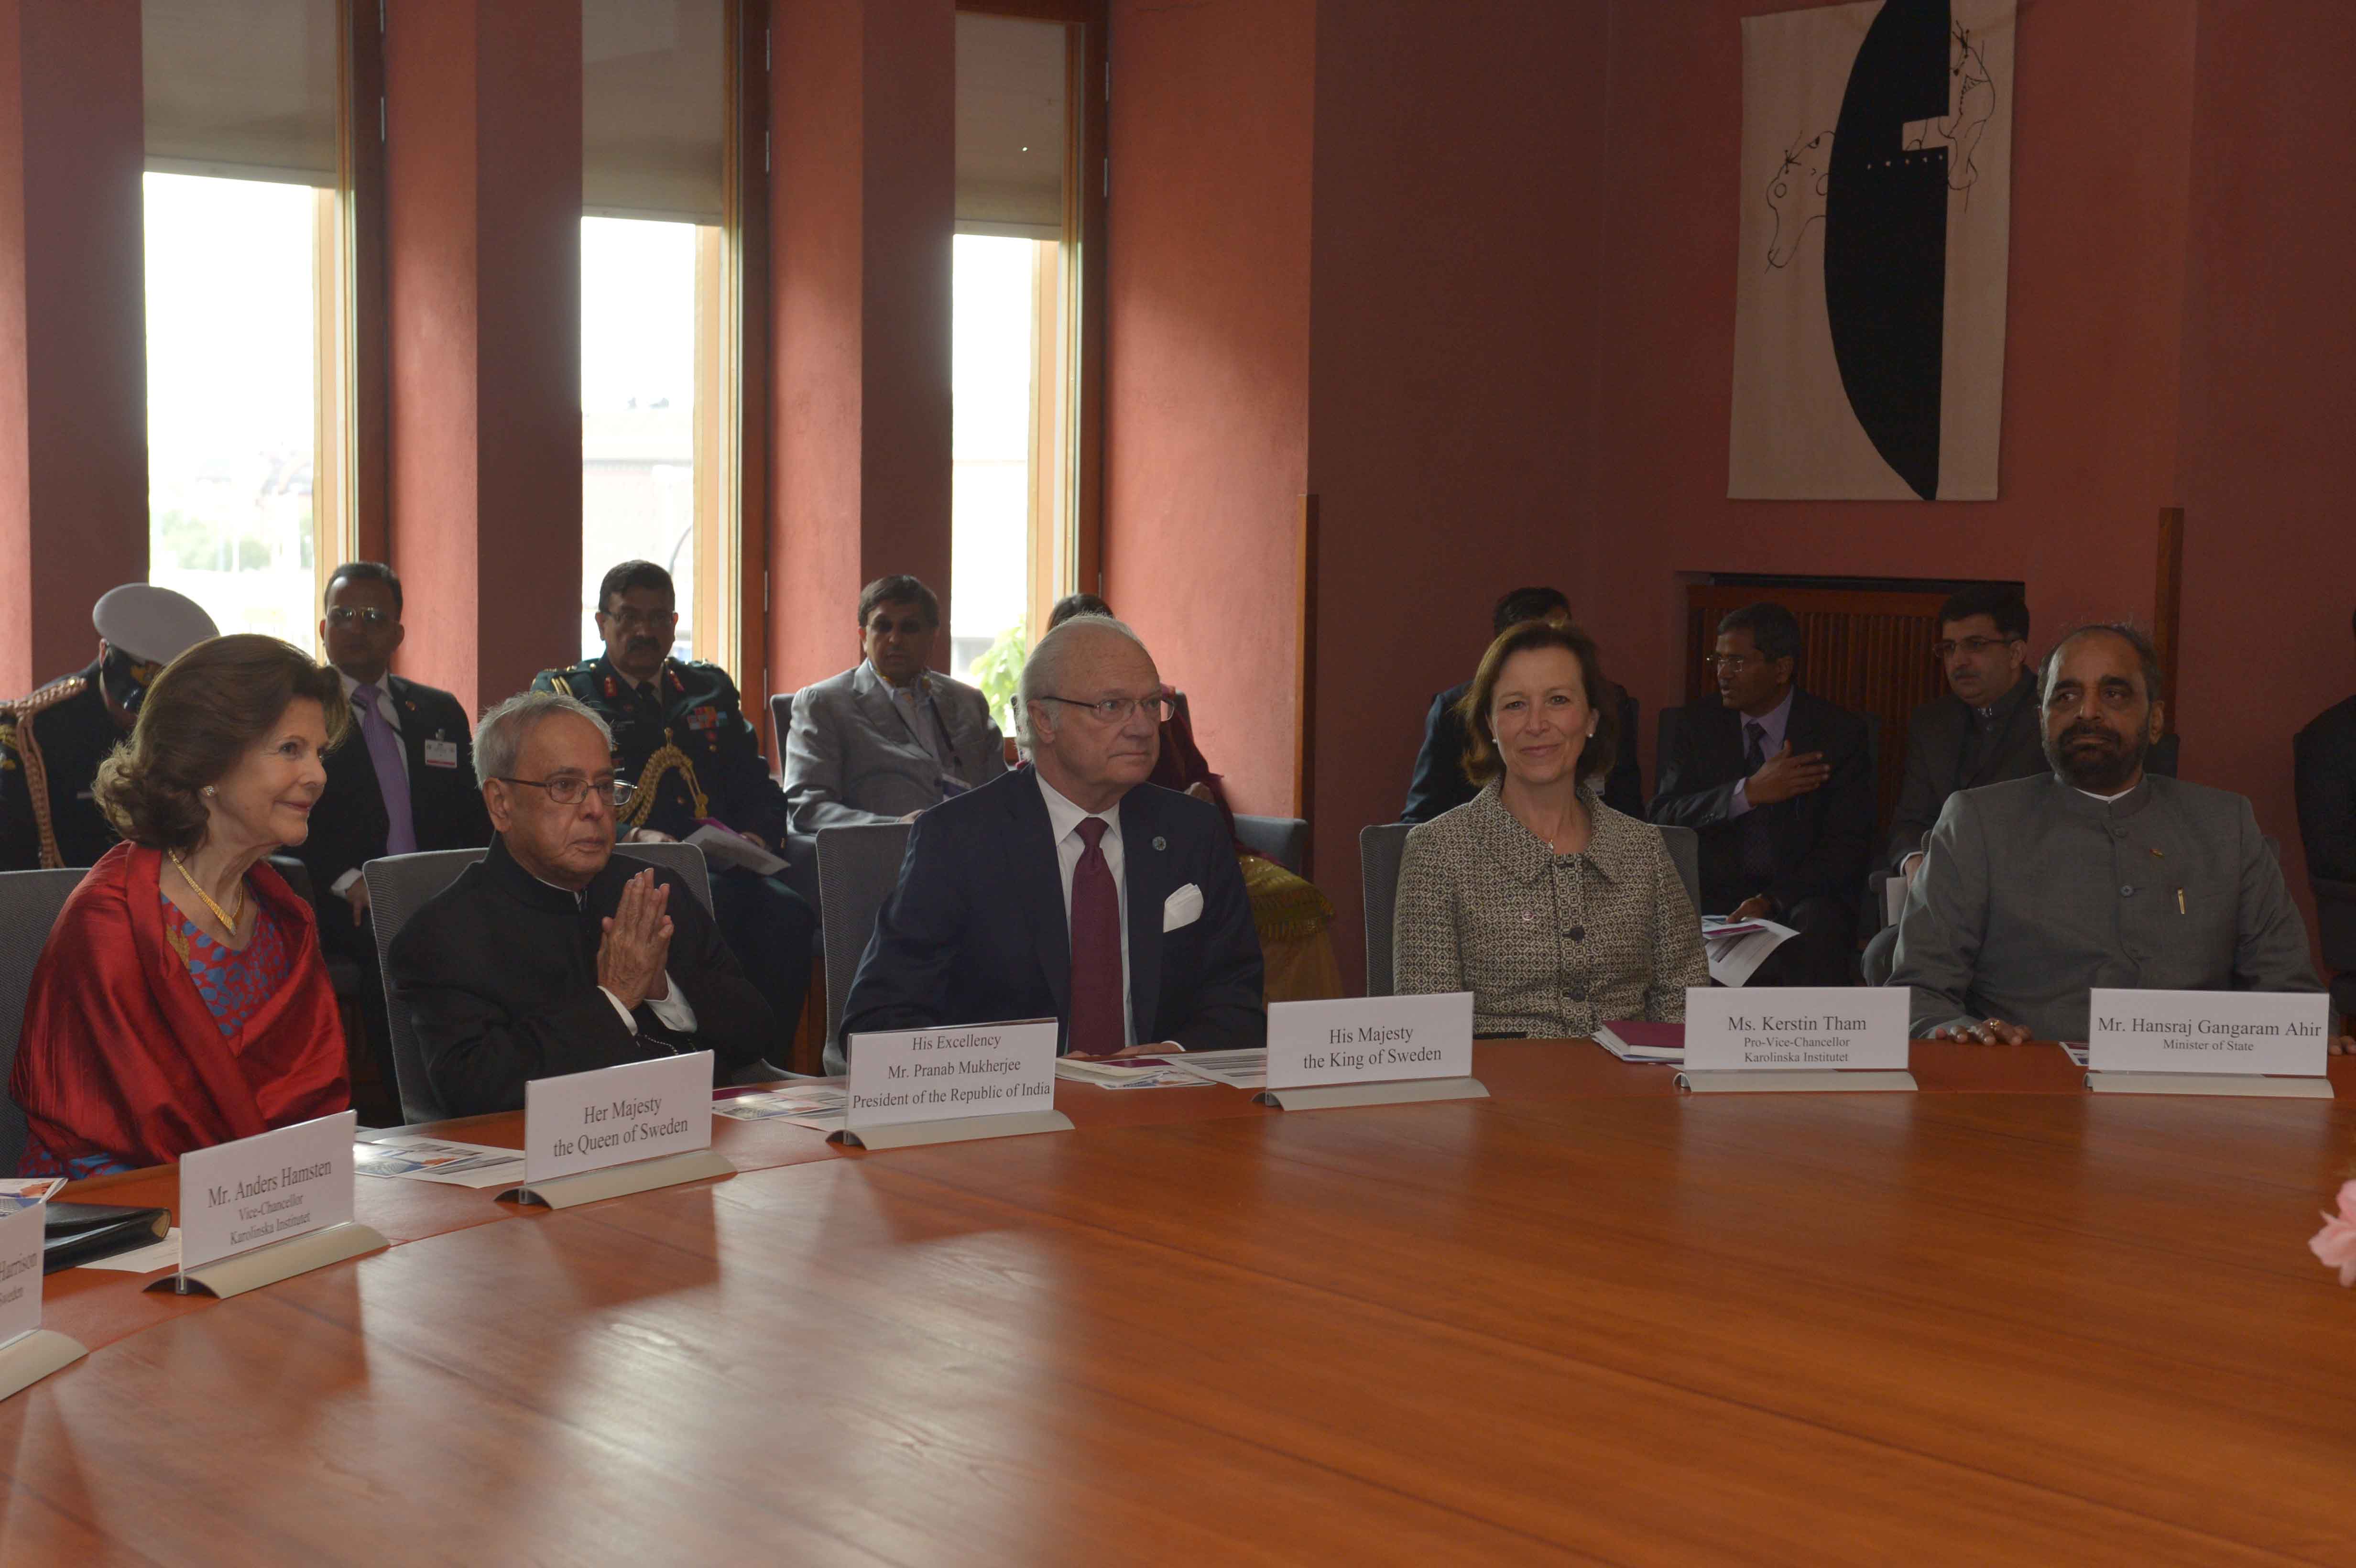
[496,775,638,808]
[1705,654,1759,672]
[325,607,395,629]
[1036,694,1176,725]
[1932,635,2021,660]
[600,608,678,631]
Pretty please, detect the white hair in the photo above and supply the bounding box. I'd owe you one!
[1017,614,1150,749]
[475,690,614,787]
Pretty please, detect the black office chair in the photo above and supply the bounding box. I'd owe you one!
[815,821,914,1075]
[0,868,89,1175]
[2314,876,2356,1024]
[1234,815,1309,875]
[1359,823,1414,997]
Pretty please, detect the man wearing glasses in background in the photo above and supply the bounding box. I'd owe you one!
[387,691,775,1116]
[838,614,1264,1073]
[536,560,816,1063]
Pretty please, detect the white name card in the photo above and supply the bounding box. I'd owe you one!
[0,1203,44,1348]
[524,1052,715,1183]
[181,1110,359,1272]
[1266,992,1473,1091]
[2087,989,2329,1077]
[846,1020,1058,1131]
[1683,987,1909,1072]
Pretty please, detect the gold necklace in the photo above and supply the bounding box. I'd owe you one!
[168,850,245,934]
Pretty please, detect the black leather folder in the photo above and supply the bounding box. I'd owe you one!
[41,1201,171,1274]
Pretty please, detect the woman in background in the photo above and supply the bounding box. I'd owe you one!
[12,635,351,1176]
[1393,619,1704,1037]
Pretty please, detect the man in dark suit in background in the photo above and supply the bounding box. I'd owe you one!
[1650,601,1873,985]
[2295,608,2356,886]
[1402,586,1644,821]
[1861,584,2045,983]
[388,691,774,1116]
[840,614,1264,1071]
[299,562,493,1102]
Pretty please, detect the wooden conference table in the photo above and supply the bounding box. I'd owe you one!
[3,1043,2355,1564]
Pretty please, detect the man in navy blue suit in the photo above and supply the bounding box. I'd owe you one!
[838,615,1265,1068]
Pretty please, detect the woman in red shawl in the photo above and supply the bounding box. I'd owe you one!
[11,634,351,1177]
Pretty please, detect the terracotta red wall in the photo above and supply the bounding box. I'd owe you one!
[2174,0,2356,935]
[384,0,582,712]
[1304,0,1614,978]
[0,0,147,695]
[770,0,954,692]
[1102,0,1313,817]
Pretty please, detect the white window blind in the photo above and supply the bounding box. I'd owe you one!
[142,0,339,187]
[585,0,725,225]
[956,13,1067,241]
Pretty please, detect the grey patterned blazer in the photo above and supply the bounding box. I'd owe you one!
[1394,781,1708,1038]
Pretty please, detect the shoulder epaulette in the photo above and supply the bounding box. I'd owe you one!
[0,674,87,717]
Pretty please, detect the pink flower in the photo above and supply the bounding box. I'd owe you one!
[2311,1180,2356,1286]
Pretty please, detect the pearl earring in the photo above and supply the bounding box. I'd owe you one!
[203,786,216,797]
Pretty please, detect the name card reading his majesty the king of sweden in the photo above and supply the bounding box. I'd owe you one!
[1259,992,1484,1110]
[180,1109,361,1273]
[844,1020,1060,1139]
[524,1051,716,1184]
[1678,988,1913,1093]
[2086,989,2329,1079]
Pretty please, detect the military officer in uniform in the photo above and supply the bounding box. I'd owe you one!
[0,583,219,870]
[535,560,814,1060]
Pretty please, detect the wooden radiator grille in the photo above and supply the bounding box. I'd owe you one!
[1682,585,1953,838]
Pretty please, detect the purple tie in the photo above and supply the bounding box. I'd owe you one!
[1067,818,1124,1055]
[354,684,417,856]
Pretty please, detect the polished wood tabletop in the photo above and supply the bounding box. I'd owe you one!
[4,1042,2354,1564]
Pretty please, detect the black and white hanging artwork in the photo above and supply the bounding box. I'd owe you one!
[1729,0,2015,501]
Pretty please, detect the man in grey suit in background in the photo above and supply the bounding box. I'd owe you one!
[784,574,1008,831]
[1890,623,2324,1044]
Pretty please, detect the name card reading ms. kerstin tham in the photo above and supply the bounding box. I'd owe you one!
[1678,988,1914,1093]
[1258,992,1484,1111]
[2085,989,2330,1097]
[837,1021,1069,1148]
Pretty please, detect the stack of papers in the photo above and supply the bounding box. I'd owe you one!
[1053,1056,1201,1089]
[1701,916,1799,987]
[352,1136,527,1189]
[713,1086,847,1129]
[1592,1022,1684,1064]
[1163,1048,1268,1090]
[685,823,788,878]
[0,1177,65,1213]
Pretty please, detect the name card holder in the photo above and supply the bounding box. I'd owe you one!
[498,1053,735,1210]
[2083,990,2334,1100]
[1674,989,1916,1095]
[1256,994,1487,1112]
[0,1202,84,1401]
[153,1111,388,1300]
[834,1021,1072,1150]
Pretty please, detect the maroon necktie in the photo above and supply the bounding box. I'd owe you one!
[1067,817,1124,1055]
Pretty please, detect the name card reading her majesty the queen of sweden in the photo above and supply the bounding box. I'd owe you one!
[2086,989,2329,1077]
[1681,988,1910,1072]
[525,1051,715,1183]
[845,1020,1059,1131]
[180,1110,359,1272]
[1265,992,1473,1090]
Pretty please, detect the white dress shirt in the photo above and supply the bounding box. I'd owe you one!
[330,670,409,897]
[1036,771,1134,1047]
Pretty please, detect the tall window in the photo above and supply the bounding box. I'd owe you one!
[953,12,1079,689]
[141,0,347,644]
[582,0,731,666]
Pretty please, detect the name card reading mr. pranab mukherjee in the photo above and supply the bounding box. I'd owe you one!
[838,1020,1069,1149]
[1259,992,1484,1111]
[503,1051,733,1209]
[2085,988,2332,1098]
[1678,988,1914,1093]
[166,1110,386,1298]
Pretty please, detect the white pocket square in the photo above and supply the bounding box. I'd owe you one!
[1162,883,1204,933]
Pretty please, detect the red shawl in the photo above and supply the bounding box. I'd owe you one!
[10,842,348,1170]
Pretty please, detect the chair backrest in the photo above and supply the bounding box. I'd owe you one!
[816,822,914,1072]
[365,843,714,1124]
[1359,822,1414,997]
[1656,824,1701,915]
[1656,706,1685,787]
[0,868,89,1176]
[1234,814,1309,875]
[769,691,795,759]
[2314,877,2356,969]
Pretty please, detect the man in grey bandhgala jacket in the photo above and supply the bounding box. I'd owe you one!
[1891,623,2318,1043]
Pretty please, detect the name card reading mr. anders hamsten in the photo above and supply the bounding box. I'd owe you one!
[846,1020,1059,1132]
[180,1109,361,1272]
[1681,988,1910,1073]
